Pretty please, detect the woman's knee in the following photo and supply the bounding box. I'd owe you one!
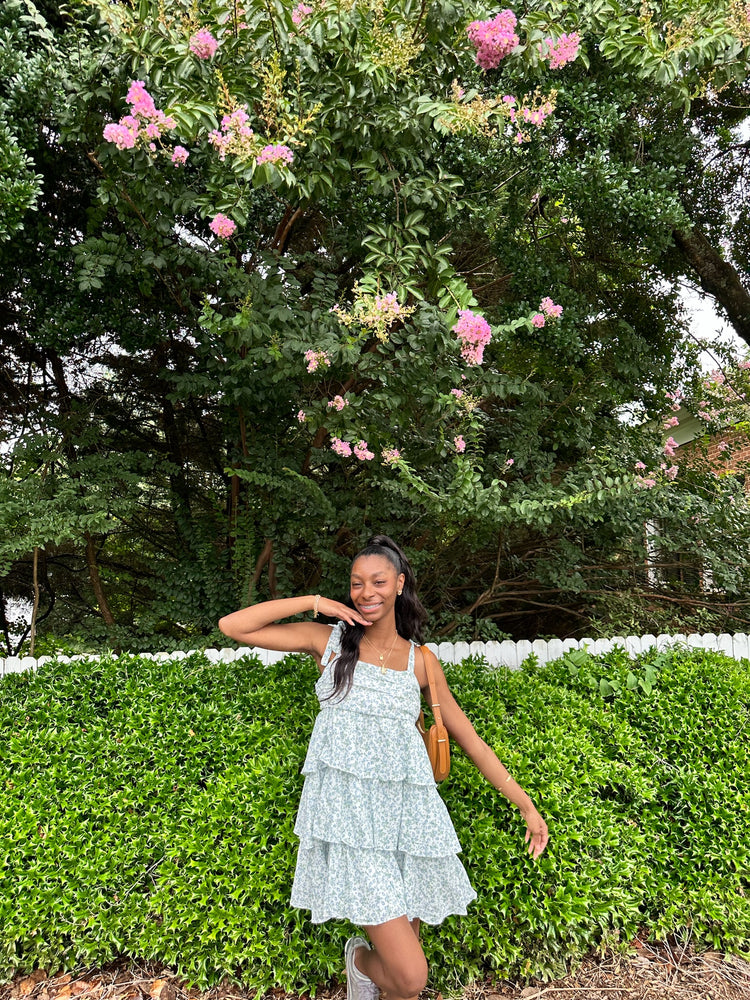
[389,953,428,998]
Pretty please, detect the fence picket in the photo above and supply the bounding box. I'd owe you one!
[481,641,502,667]
[718,633,733,655]
[532,639,548,661]
[733,634,750,660]
[624,635,642,656]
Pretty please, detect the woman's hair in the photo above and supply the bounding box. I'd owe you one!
[325,534,427,701]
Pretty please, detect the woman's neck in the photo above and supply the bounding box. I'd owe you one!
[363,618,399,645]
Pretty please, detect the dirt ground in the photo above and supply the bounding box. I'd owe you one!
[3,940,750,1000]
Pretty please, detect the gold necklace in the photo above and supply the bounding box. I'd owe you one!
[362,631,399,674]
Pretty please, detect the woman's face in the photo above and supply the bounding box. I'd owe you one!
[350,554,405,623]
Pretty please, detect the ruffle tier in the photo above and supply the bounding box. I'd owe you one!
[302,707,435,785]
[290,838,477,926]
[295,764,462,856]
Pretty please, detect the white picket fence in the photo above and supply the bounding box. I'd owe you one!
[2,631,749,679]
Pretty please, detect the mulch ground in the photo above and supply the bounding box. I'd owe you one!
[2,940,749,1000]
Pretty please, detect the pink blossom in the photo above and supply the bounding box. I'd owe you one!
[103,81,177,152]
[374,292,400,314]
[502,94,516,105]
[454,435,466,453]
[636,477,657,489]
[467,10,519,70]
[304,349,331,373]
[452,310,492,365]
[697,410,711,421]
[126,80,157,117]
[209,213,237,239]
[331,437,352,457]
[634,461,647,471]
[539,296,563,318]
[663,415,679,429]
[327,395,348,411]
[221,108,253,133]
[353,440,375,461]
[256,144,294,166]
[103,122,137,150]
[505,458,514,467]
[540,32,581,70]
[209,107,254,161]
[189,29,218,59]
[382,448,401,465]
[531,312,546,328]
[450,388,464,399]
[718,440,729,452]
[664,465,678,480]
[171,145,189,165]
[663,435,678,458]
[670,402,681,411]
[296,409,306,423]
[292,2,313,24]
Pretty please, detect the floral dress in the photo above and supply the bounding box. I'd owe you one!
[290,622,477,926]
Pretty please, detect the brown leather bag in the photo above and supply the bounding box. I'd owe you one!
[416,645,450,782]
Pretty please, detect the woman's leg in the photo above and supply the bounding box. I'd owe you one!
[355,916,428,1000]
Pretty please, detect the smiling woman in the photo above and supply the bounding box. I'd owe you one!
[218,534,548,1000]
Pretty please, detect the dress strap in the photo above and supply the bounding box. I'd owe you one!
[407,640,416,674]
[321,622,343,666]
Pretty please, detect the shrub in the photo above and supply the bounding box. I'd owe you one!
[0,647,748,990]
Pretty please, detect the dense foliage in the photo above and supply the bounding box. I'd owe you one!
[1,647,748,989]
[1,0,750,652]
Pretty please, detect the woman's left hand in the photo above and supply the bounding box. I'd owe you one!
[521,805,549,859]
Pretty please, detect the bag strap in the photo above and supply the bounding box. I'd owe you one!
[419,645,445,729]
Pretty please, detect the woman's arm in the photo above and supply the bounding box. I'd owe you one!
[218,596,370,663]
[419,650,549,859]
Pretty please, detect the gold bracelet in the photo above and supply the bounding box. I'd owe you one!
[313,594,321,618]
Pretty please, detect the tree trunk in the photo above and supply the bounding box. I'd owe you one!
[29,547,41,657]
[673,227,750,347]
[0,588,12,657]
[85,531,116,630]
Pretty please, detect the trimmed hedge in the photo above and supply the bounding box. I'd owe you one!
[0,646,748,991]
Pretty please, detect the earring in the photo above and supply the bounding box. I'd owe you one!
[397,589,402,595]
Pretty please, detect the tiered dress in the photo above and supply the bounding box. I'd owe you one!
[290,622,476,926]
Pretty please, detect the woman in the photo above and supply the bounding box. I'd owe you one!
[219,534,548,1000]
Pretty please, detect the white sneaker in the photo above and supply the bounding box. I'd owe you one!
[345,936,379,1000]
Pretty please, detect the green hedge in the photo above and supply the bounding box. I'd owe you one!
[1,646,748,991]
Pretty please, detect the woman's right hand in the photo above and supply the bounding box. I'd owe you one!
[521,804,549,859]
[316,597,371,628]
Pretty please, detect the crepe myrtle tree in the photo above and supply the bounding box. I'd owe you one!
[5,0,750,646]
[84,0,750,618]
